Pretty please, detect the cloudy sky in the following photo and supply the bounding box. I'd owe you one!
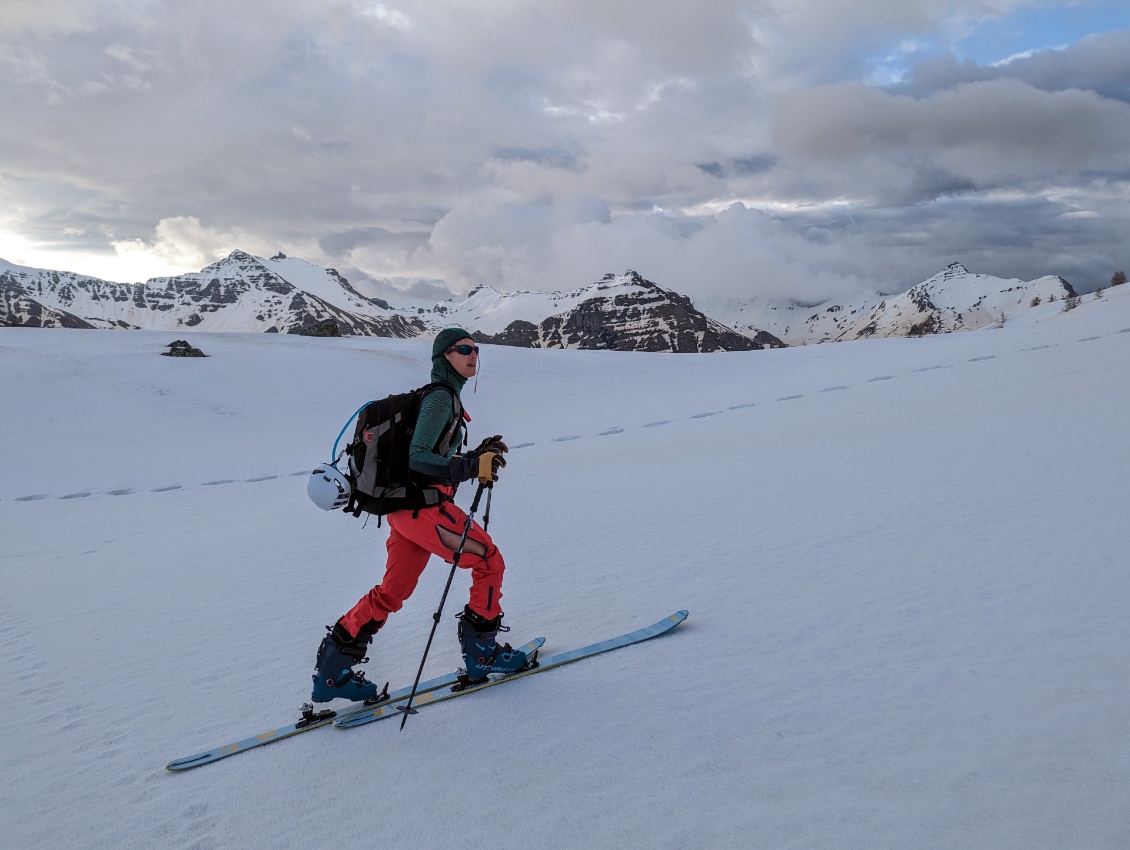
[2,0,1128,306]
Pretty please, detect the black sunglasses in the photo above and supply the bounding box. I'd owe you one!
[446,343,479,355]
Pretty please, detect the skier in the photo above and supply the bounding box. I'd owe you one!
[311,327,530,703]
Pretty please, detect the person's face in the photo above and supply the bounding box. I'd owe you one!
[444,338,479,379]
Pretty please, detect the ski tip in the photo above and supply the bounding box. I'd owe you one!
[166,752,212,771]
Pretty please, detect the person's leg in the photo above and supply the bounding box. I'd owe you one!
[381,501,527,681]
[312,521,433,702]
[337,522,433,637]
[423,502,505,618]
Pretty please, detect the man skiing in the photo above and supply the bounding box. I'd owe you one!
[311,327,530,703]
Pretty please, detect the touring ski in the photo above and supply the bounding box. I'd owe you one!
[334,610,688,730]
[165,636,546,771]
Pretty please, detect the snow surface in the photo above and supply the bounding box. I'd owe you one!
[2,288,1129,849]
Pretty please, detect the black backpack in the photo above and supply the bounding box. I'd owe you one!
[341,382,463,518]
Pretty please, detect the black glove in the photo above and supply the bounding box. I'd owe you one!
[447,455,478,484]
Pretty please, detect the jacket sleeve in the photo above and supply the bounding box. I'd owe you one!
[408,388,464,481]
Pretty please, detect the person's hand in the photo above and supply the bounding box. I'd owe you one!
[447,436,508,485]
[475,446,507,483]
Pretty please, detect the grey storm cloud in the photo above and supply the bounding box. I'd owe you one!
[1,0,1127,303]
[773,78,1130,193]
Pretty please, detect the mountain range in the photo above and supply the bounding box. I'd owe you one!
[1,251,1079,351]
[704,263,1077,344]
[0,251,423,338]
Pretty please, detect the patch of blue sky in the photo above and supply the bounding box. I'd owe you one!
[952,0,1130,65]
[862,0,1130,86]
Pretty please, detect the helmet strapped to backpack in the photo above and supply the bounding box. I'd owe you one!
[307,464,351,511]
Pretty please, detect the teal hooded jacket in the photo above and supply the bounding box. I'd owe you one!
[408,330,472,482]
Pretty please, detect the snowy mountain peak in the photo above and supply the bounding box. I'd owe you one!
[705,264,1081,345]
[465,270,782,352]
[0,250,424,337]
[938,261,970,277]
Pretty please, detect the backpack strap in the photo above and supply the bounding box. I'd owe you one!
[419,381,464,456]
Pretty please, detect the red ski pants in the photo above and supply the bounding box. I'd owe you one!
[338,496,505,639]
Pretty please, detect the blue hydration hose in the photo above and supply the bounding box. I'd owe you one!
[330,402,372,465]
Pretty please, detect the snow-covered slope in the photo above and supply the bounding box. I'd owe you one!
[256,252,392,316]
[2,284,1128,849]
[708,263,1078,344]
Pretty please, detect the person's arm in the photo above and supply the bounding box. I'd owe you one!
[409,388,465,481]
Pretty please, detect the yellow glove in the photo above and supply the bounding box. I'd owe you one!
[475,447,507,483]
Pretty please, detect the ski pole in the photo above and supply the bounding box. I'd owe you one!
[398,480,488,729]
[481,481,493,532]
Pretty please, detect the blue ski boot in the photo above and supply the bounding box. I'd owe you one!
[311,621,383,703]
[456,605,532,688]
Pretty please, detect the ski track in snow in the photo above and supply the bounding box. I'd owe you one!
[2,329,1123,505]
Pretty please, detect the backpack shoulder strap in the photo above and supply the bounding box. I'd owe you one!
[417,381,463,455]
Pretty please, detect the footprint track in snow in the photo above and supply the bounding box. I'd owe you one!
[11,342,1109,504]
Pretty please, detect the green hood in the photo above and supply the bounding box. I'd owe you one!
[431,356,468,393]
[431,326,473,392]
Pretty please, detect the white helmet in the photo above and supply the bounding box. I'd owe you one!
[307,464,351,511]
